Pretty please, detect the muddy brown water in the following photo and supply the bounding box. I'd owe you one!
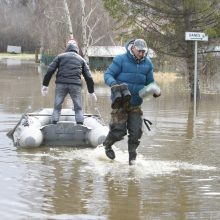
[0,59,220,220]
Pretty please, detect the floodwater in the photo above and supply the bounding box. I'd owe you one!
[0,59,220,220]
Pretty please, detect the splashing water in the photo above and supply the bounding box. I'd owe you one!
[25,146,217,181]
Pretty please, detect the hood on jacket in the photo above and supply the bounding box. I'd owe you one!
[65,43,79,54]
[125,39,148,60]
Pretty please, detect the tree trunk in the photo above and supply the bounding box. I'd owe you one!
[79,0,89,63]
[63,0,74,40]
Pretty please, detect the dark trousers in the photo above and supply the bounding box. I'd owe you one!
[103,107,143,153]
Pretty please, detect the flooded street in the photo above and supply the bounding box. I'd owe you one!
[1,59,220,220]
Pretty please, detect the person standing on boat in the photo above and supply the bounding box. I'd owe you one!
[41,39,97,125]
[103,39,161,165]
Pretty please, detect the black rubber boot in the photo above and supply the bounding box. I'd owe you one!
[129,151,137,165]
[111,84,122,109]
[120,83,131,109]
[105,146,115,160]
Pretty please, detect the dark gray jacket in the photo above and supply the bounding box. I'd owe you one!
[42,44,94,93]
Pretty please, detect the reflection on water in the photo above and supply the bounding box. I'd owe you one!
[6,58,22,66]
[1,60,220,219]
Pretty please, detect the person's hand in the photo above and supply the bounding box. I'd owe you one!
[110,82,117,88]
[153,84,161,98]
[41,86,48,96]
[153,92,161,98]
[90,93,97,102]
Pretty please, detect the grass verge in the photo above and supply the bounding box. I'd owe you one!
[0,53,35,60]
[92,70,179,84]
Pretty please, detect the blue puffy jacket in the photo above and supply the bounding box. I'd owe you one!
[104,39,155,106]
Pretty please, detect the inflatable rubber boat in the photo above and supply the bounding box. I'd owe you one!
[7,108,109,148]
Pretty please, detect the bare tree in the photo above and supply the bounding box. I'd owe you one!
[79,0,105,62]
[0,0,119,54]
[63,0,74,39]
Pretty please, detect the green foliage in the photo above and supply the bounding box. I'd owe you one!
[103,0,126,19]
[102,0,220,59]
[102,0,220,96]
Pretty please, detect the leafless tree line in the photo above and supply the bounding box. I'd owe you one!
[0,0,120,53]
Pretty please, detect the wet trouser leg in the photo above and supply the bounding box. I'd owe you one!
[52,83,68,122]
[103,108,127,147]
[68,84,84,124]
[127,110,143,153]
[103,108,127,160]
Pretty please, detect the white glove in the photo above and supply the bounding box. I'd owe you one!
[41,86,48,96]
[90,93,97,102]
[139,82,161,98]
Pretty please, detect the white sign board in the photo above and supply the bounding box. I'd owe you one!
[7,45,22,53]
[185,32,208,41]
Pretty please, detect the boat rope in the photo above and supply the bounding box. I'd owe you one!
[6,107,31,141]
